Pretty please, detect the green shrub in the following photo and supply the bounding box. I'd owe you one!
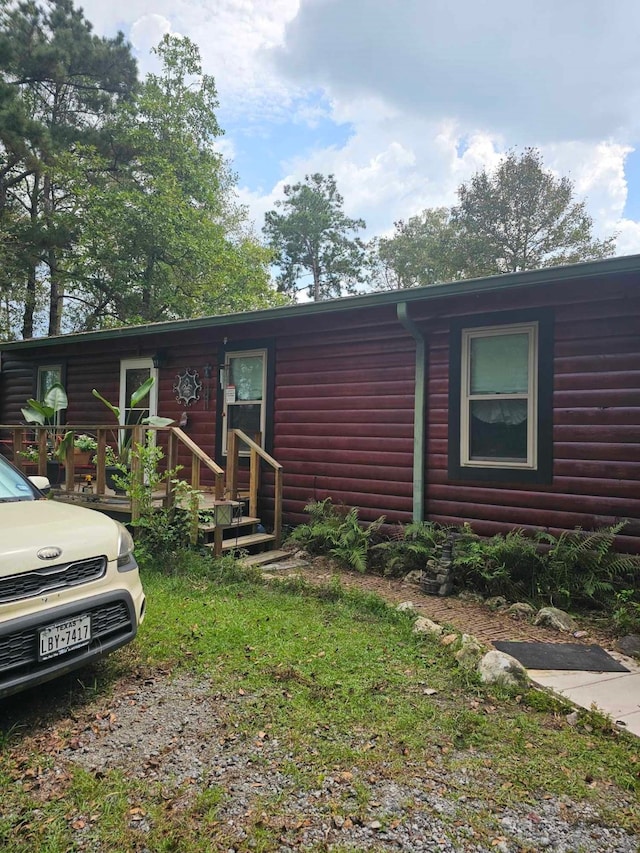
[287,498,384,572]
[535,523,640,610]
[371,521,449,577]
[453,527,544,600]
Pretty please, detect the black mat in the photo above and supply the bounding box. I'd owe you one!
[492,641,630,672]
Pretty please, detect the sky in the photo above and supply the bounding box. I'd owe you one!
[78,0,640,263]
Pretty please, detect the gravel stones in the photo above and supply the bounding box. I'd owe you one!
[49,670,639,852]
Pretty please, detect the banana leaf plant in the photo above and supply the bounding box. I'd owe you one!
[92,376,173,465]
[21,383,70,461]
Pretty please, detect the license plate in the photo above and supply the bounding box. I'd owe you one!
[38,615,91,660]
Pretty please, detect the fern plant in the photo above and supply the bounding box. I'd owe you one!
[535,523,640,609]
[372,521,449,577]
[287,498,384,572]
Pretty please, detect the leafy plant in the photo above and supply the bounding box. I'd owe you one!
[613,589,640,634]
[113,432,187,560]
[372,521,449,577]
[20,382,68,426]
[73,433,98,452]
[535,523,640,610]
[288,498,384,572]
[453,527,546,600]
[92,376,173,464]
[17,447,40,463]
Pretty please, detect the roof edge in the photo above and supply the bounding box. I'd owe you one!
[2,252,639,351]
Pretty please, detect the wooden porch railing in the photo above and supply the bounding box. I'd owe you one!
[165,426,225,504]
[226,428,283,547]
[1,424,283,547]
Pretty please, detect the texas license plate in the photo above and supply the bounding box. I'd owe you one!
[38,615,91,660]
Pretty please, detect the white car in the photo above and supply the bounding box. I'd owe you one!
[0,453,145,698]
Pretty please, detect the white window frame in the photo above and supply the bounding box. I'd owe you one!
[460,322,538,470]
[222,348,267,456]
[37,364,64,426]
[119,358,158,426]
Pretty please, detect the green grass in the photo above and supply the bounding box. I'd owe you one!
[0,555,638,852]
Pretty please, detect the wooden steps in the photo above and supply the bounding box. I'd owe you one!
[239,549,290,567]
[204,532,276,553]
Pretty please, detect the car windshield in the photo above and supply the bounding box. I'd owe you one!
[0,455,37,502]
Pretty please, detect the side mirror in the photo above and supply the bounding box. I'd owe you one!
[28,475,51,496]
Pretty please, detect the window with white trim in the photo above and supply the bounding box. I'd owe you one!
[36,364,64,426]
[460,322,538,469]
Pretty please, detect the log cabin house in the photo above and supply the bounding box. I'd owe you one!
[1,253,639,552]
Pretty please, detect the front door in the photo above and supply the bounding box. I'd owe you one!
[222,349,266,454]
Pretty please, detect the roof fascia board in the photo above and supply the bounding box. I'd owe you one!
[3,253,639,351]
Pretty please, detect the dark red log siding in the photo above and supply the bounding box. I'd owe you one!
[1,270,638,549]
[272,310,416,525]
[417,275,640,551]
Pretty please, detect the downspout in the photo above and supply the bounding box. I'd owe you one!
[396,302,426,523]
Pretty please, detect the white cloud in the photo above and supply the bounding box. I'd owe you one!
[68,1,640,257]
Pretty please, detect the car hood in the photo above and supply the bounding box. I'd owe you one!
[0,500,120,574]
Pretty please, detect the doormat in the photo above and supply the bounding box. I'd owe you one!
[492,641,629,673]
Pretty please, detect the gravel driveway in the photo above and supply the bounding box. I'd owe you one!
[9,667,631,853]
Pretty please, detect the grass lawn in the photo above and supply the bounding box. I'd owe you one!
[0,557,638,852]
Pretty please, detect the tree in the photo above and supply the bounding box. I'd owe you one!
[0,0,138,337]
[372,148,616,291]
[263,173,366,301]
[375,208,464,289]
[65,35,276,327]
[453,148,615,275]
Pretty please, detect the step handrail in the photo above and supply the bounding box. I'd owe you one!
[166,426,225,503]
[227,428,283,547]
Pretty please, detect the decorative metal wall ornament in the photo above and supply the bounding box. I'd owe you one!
[173,368,202,406]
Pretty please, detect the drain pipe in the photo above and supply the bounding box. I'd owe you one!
[397,302,426,523]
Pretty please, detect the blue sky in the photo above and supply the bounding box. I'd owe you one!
[82,0,640,256]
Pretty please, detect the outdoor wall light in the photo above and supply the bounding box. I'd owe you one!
[152,350,168,369]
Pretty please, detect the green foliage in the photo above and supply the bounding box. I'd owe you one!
[0,0,138,337]
[20,382,68,426]
[613,589,640,634]
[372,148,616,291]
[453,527,546,600]
[371,521,449,577]
[287,498,384,572]
[373,208,464,289]
[452,522,640,612]
[91,376,173,464]
[535,523,639,609]
[453,148,615,274]
[114,433,188,562]
[263,173,366,300]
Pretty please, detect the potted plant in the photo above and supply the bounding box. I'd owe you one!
[73,433,98,466]
[92,377,173,493]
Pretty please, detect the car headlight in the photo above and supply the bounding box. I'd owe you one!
[115,521,137,571]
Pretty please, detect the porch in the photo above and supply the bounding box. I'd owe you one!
[1,424,283,557]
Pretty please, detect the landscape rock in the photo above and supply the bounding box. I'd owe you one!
[396,601,417,613]
[507,602,536,620]
[412,616,444,637]
[458,591,484,604]
[454,634,486,669]
[485,596,508,610]
[534,606,577,633]
[402,570,423,585]
[616,634,640,659]
[478,650,529,688]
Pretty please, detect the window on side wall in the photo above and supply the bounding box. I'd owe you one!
[448,312,553,484]
[36,364,64,426]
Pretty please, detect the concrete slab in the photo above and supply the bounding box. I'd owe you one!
[529,651,640,735]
